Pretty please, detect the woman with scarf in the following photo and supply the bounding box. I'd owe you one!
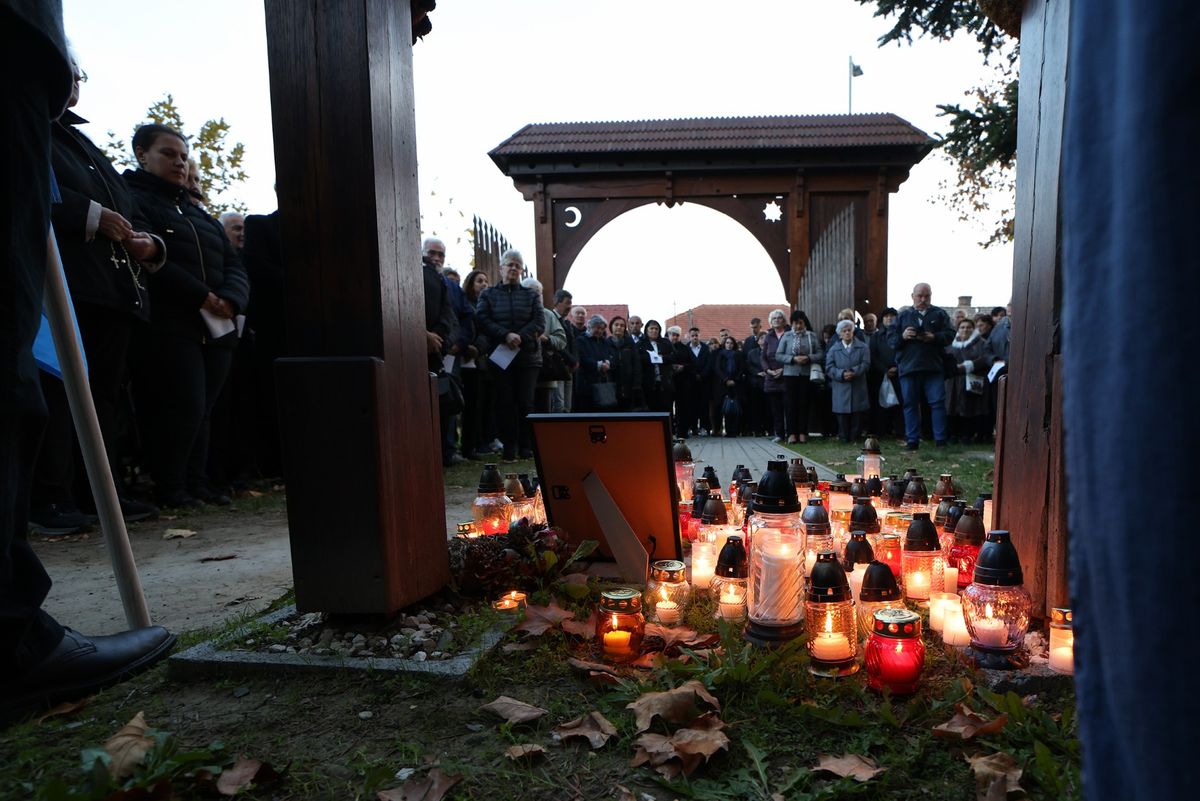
[824,319,871,443]
[638,320,673,415]
[944,317,994,442]
[775,309,822,444]
[762,309,789,443]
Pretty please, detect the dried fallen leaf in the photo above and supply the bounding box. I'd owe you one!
[630,652,669,670]
[966,752,1023,800]
[614,785,637,801]
[200,554,238,562]
[627,680,720,732]
[246,489,264,497]
[561,611,597,638]
[216,755,278,796]
[478,696,548,724]
[104,712,154,779]
[504,744,547,761]
[814,753,886,782]
[932,703,1008,740]
[162,528,196,539]
[516,600,577,636]
[552,711,618,748]
[567,657,619,677]
[643,623,717,651]
[629,713,730,778]
[34,695,92,724]
[377,767,461,801]
[501,642,536,654]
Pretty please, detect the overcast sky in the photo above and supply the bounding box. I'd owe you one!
[63,0,1014,326]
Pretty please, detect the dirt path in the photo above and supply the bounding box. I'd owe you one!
[31,487,479,637]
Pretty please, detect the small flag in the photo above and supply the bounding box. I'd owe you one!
[850,60,864,77]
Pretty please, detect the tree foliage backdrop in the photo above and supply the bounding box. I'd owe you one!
[855,0,1020,247]
[102,94,248,216]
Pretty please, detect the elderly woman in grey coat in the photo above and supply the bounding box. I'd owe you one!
[944,317,995,443]
[775,310,823,443]
[824,319,871,442]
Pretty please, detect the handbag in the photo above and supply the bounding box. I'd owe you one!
[879,378,900,409]
[437,369,464,416]
[809,363,826,385]
[591,378,618,409]
[539,344,570,382]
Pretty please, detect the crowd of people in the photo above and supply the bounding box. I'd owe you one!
[25,55,286,538]
[427,263,1013,462]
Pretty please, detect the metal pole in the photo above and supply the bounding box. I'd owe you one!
[848,56,853,114]
[43,227,151,629]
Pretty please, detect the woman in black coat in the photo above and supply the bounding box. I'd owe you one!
[32,62,164,527]
[574,315,618,412]
[124,124,249,508]
[637,320,674,415]
[474,250,543,461]
[607,316,643,410]
[713,336,746,436]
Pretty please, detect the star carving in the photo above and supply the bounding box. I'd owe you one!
[762,200,782,222]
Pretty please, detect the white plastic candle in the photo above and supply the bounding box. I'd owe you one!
[810,613,852,661]
[691,543,716,590]
[1049,645,1074,674]
[719,585,746,621]
[929,591,958,632]
[804,549,818,576]
[655,600,680,625]
[908,570,929,600]
[943,566,959,591]
[756,536,802,621]
[943,602,971,646]
[847,564,868,602]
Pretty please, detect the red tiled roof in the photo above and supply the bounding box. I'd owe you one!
[664,304,789,340]
[572,303,629,324]
[490,114,933,162]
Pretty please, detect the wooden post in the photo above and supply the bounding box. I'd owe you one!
[263,0,449,614]
[991,0,1071,615]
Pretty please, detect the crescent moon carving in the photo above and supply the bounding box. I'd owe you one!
[563,206,582,228]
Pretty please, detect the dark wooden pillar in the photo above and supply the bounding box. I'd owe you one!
[992,0,1071,616]
[264,0,449,614]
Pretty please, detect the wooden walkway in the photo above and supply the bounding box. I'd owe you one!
[684,436,838,486]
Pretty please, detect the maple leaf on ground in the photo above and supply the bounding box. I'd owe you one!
[504,744,547,761]
[626,679,720,732]
[552,711,618,748]
[216,755,280,796]
[377,767,461,801]
[932,703,1009,740]
[561,611,597,638]
[104,712,154,779]
[34,696,92,724]
[643,623,718,651]
[814,753,886,782]
[478,696,548,724]
[966,752,1023,800]
[516,600,577,636]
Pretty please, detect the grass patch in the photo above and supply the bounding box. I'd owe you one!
[788,437,995,501]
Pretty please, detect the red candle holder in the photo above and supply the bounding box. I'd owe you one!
[864,608,925,694]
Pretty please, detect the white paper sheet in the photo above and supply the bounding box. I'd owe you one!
[200,308,236,339]
[489,344,518,370]
[988,360,1006,383]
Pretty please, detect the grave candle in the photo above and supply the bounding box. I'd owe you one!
[864,608,926,694]
[847,564,868,602]
[942,602,971,646]
[928,591,958,632]
[719,585,747,621]
[810,613,853,662]
[972,604,1009,647]
[943,566,959,592]
[1049,608,1074,675]
[691,542,716,590]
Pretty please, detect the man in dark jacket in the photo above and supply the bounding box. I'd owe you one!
[868,307,903,438]
[551,290,576,412]
[421,238,458,467]
[1,0,173,720]
[887,284,954,449]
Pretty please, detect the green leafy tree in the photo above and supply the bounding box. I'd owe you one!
[101,93,248,215]
[855,0,1019,247]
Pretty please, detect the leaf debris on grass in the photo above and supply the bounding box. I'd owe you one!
[630,711,729,778]
[516,600,577,636]
[504,744,547,761]
[377,767,461,801]
[966,752,1023,800]
[814,753,886,782]
[478,695,548,724]
[552,711,618,748]
[103,711,154,779]
[933,703,1008,740]
[627,679,720,732]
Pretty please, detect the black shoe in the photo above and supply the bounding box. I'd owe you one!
[190,486,232,506]
[27,504,96,536]
[3,627,176,721]
[157,491,203,509]
[120,497,160,523]
[905,441,920,451]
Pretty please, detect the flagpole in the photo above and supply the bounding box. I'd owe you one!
[848,56,853,114]
[44,226,151,630]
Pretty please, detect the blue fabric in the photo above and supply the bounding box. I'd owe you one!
[36,166,88,379]
[899,371,945,444]
[1062,2,1200,799]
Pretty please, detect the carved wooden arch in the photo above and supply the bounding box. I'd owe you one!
[548,195,791,295]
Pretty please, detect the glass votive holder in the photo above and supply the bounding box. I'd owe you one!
[805,551,859,677]
[690,541,716,591]
[1049,607,1074,675]
[865,608,926,694]
[596,588,644,663]
[645,560,691,625]
[492,589,527,612]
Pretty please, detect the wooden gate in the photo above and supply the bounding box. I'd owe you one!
[797,200,858,328]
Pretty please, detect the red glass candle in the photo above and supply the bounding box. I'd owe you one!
[876,533,903,584]
[864,608,925,694]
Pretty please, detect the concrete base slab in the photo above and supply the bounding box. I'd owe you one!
[169,604,509,681]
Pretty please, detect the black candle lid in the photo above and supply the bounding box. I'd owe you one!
[904,512,940,551]
[944,499,967,532]
[672,439,693,462]
[807,550,851,602]
[872,607,921,639]
[478,463,505,492]
[953,507,986,546]
[859,560,902,602]
[752,460,800,513]
[701,493,728,524]
[861,434,882,454]
[703,465,721,491]
[972,530,1024,586]
[715,535,748,578]
[843,530,875,569]
[801,497,831,532]
[850,497,880,532]
[829,474,851,493]
[865,475,883,497]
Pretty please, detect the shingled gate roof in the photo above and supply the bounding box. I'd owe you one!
[490,114,934,174]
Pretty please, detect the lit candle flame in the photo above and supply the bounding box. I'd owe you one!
[824,611,834,634]
[660,585,669,602]
[985,602,994,619]
[611,613,618,628]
